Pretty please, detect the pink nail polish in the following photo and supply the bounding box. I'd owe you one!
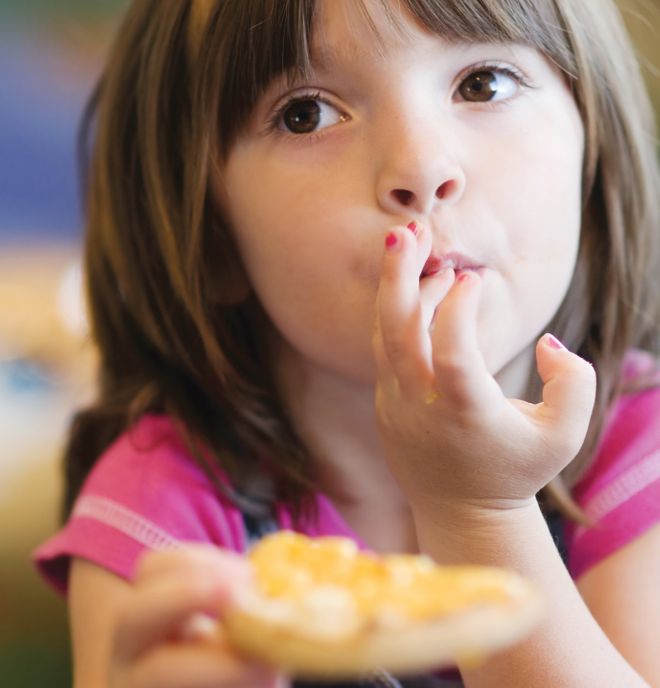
[407,221,418,235]
[545,333,566,350]
[385,232,399,250]
[457,271,471,283]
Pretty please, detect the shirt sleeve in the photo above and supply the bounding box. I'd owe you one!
[566,384,660,580]
[33,415,247,595]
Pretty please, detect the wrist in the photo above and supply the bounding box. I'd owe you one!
[412,496,540,530]
[412,498,545,565]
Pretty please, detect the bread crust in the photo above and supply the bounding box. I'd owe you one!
[223,533,544,679]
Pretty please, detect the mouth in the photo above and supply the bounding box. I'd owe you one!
[420,252,484,279]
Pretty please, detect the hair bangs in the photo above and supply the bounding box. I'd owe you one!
[199,0,580,157]
[200,0,316,157]
[400,0,576,74]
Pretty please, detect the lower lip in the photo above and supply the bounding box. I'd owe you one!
[455,267,482,278]
[422,266,484,279]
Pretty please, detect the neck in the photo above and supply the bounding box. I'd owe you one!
[268,334,537,553]
[494,341,538,401]
[271,338,417,552]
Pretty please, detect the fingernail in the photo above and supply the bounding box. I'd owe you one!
[178,613,219,642]
[407,221,418,235]
[385,231,399,250]
[457,271,471,283]
[544,333,566,350]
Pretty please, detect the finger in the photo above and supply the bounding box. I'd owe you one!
[376,227,433,392]
[419,267,456,334]
[134,547,252,622]
[135,546,251,590]
[430,272,500,408]
[409,219,433,276]
[178,612,225,643]
[127,643,282,688]
[535,333,596,456]
[372,310,399,397]
[114,568,244,662]
[373,221,433,395]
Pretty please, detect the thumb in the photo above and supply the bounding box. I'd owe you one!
[535,333,596,457]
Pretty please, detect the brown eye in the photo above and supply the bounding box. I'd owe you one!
[283,99,321,134]
[276,96,346,135]
[458,70,518,103]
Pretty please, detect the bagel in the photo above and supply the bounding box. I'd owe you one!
[224,531,543,680]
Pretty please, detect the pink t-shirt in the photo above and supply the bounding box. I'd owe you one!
[34,414,366,593]
[35,354,660,592]
[565,352,660,579]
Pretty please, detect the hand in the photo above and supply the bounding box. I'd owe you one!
[372,223,596,517]
[108,546,287,688]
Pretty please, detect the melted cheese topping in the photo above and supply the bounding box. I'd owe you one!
[248,531,514,624]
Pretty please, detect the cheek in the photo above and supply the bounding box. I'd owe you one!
[492,111,583,264]
[226,162,379,291]
[475,107,584,369]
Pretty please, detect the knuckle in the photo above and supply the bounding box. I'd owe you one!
[432,353,472,395]
[175,572,217,600]
[550,424,585,460]
[433,351,466,374]
[569,355,597,387]
[383,333,409,362]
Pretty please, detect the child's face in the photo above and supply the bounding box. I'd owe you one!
[220,0,584,396]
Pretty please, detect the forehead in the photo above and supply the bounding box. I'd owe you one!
[308,0,545,81]
[311,1,533,78]
[310,0,417,67]
[307,0,564,63]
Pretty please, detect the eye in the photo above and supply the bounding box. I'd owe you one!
[457,68,522,103]
[273,94,347,135]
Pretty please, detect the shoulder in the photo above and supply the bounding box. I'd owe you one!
[34,415,247,592]
[80,414,227,511]
[82,414,246,541]
[566,352,660,579]
[578,384,659,502]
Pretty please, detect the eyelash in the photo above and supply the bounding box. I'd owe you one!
[265,90,327,140]
[265,61,534,138]
[459,61,534,109]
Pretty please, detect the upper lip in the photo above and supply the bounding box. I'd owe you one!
[421,251,483,277]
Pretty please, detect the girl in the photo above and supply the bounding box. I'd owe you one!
[35,0,660,686]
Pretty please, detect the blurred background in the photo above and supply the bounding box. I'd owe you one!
[0,1,658,686]
[1,1,125,686]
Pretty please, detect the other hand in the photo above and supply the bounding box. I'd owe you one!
[108,545,287,688]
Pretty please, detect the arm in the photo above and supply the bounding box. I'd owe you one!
[372,223,651,687]
[69,557,131,687]
[413,503,651,688]
[576,524,660,686]
[69,549,286,688]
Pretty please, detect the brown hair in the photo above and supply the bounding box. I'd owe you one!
[64,0,659,523]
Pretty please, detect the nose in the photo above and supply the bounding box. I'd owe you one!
[375,122,466,216]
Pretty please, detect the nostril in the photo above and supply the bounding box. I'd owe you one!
[436,180,454,200]
[391,189,415,206]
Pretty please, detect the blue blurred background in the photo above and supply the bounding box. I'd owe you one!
[0,1,657,687]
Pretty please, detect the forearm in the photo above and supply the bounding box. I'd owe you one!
[413,501,650,688]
